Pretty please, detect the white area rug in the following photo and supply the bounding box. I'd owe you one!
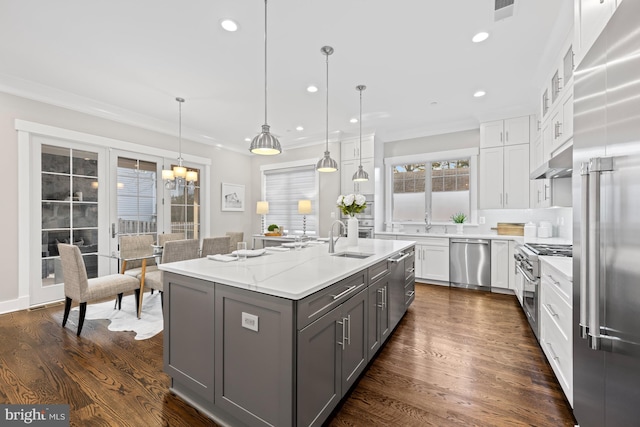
[71,292,163,340]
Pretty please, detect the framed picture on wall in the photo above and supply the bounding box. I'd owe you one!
[221,183,245,212]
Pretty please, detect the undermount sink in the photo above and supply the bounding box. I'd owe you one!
[331,252,373,259]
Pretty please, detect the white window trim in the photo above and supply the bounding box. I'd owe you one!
[384,147,479,227]
[260,158,320,234]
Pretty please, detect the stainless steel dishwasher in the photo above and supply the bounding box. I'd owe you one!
[449,239,491,291]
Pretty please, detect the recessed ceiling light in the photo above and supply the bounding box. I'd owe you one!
[430,101,438,106]
[244,138,251,142]
[472,32,489,43]
[307,85,318,93]
[296,126,304,131]
[474,90,486,98]
[350,118,358,124]
[221,19,238,32]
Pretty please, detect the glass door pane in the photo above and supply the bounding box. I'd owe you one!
[41,145,99,287]
[169,165,200,239]
[117,157,157,237]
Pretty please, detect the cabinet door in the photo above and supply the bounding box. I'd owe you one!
[560,92,574,147]
[542,119,554,162]
[504,116,530,146]
[479,147,504,209]
[367,279,388,360]
[341,140,358,161]
[480,120,504,148]
[297,307,342,427]
[422,245,450,282]
[490,240,510,289]
[503,144,530,209]
[340,289,368,393]
[340,160,357,194]
[531,136,544,171]
[508,241,517,291]
[414,244,424,278]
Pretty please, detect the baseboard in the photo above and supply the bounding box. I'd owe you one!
[0,295,30,315]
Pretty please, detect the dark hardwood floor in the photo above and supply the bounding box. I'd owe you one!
[0,283,575,426]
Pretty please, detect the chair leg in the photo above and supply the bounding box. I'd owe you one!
[62,297,72,327]
[160,291,164,310]
[117,293,124,310]
[77,302,87,336]
[134,289,141,318]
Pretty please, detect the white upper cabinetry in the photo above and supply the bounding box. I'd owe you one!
[537,33,575,169]
[341,135,375,195]
[574,0,623,68]
[480,116,530,148]
[479,116,530,209]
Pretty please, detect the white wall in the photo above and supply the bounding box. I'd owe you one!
[0,91,253,307]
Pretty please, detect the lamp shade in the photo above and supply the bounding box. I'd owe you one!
[298,200,312,214]
[173,165,187,179]
[185,170,198,182]
[256,201,269,214]
[162,169,175,180]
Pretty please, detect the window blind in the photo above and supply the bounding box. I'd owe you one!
[264,166,317,235]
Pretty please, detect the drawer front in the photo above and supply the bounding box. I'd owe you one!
[369,259,390,285]
[540,307,573,403]
[541,276,572,341]
[296,271,367,330]
[541,268,572,305]
[404,280,415,307]
[413,237,449,247]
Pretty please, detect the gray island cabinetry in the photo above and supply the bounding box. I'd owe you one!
[159,239,416,427]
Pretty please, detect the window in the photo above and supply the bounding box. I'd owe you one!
[263,165,317,235]
[117,157,157,236]
[392,158,471,223]
[169,165,200,239]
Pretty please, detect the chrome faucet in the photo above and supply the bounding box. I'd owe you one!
[425,211,432,233]
[328,220,346,253]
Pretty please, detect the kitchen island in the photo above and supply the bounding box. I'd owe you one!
[158,238,416,427]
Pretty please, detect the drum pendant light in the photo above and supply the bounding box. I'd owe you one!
[316,46,338,172]
[250,0,281,155]
[352,85,369,182]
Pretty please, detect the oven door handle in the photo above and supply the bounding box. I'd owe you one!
[516,264,539,286]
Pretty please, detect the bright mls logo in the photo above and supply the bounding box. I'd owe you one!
[1,405,69,426]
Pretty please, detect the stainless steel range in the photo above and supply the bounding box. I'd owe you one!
[514,243,572,339]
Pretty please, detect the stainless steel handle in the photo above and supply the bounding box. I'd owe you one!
[505,193,509,205]
[500,131,503,142]
[337,318,346,350]
[383,287,387,310]
[580,162,590,338]
[450,239,489,245]
[546,341,560,360]
[516,264,539,286]
[377,288,384,309]
[345,314,351,346]
[407,267,415,274]
[506,131,509,142]
[406,290,415,298]
[545,303,558,317]
[388,252,410,263]
[587,157,613,350]
[330,285,357,300]
[557,76,563,91]
[537,189,541,204]
[544,184,550,201]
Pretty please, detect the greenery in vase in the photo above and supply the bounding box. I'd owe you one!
[337,194,367,217]
[267,224,280,232]
[450,212,467,224]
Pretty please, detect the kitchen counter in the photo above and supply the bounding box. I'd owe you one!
[159,238,414,300]
[377,230,573,246]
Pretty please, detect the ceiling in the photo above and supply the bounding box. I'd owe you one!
[0,0,572,154]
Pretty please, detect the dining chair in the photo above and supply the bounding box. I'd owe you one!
[225,231,244,253]
[140,239,200,310]
[157,233,185,247]
[119,234,157,277]
[58,243,140,336]
[201,236,231,257]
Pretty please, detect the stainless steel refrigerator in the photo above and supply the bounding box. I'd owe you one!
[573,0,640,425]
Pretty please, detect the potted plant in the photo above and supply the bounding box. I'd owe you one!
[265,224,281,236]
[337,194,367,246]
[451,212,466,234]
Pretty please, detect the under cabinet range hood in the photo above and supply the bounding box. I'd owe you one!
[530,145,573,179]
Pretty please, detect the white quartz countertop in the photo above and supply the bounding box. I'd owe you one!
[158,238,415,300]
[539,256,573,281]
[377,231,573,246]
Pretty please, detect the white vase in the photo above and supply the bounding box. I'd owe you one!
[456,223,464,234]
[347,216,359,246]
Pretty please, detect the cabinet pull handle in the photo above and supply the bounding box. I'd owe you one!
[500,131,503,142]
[545,303,559,317]
[546,341,560,360]
[506,131,509,142]
[406,290,415,298]
[337,319,346,350]
[377,288,384,309]
[346,314,351,345]
[537,189,541,203]
[544,184,550,200]
[331,285,357,300]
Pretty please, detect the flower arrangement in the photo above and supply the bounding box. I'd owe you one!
[337,194,367,217]
[450,212,467,224]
